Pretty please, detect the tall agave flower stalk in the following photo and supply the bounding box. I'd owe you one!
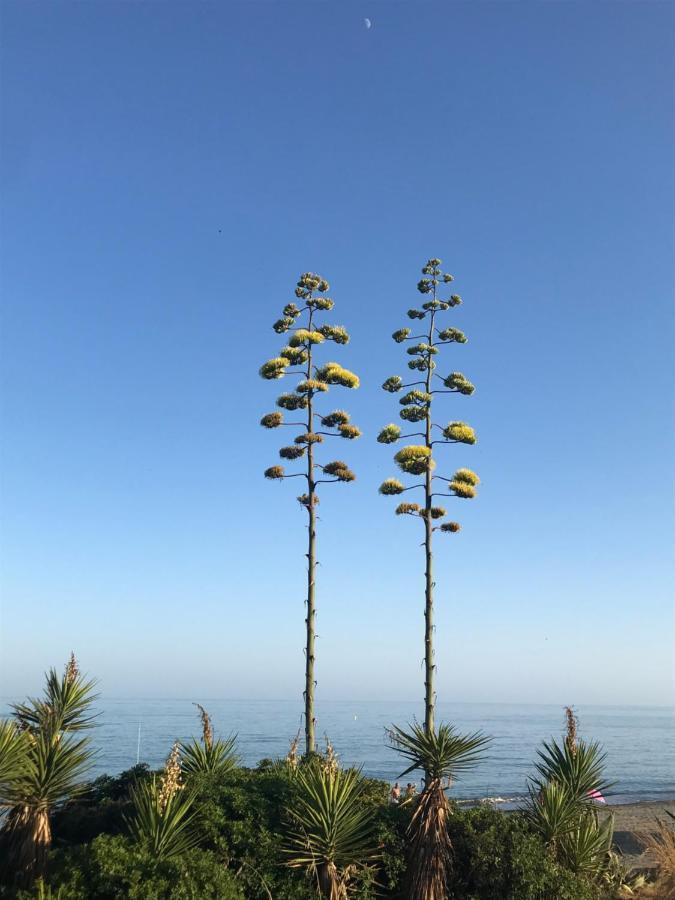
[378,258,479,740]
[260,273,360,755]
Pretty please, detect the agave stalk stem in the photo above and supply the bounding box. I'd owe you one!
[305,303,317,756]
[423,288,437,743]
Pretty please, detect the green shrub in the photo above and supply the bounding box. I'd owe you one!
[21,835,244,899]
[447,804,601,899]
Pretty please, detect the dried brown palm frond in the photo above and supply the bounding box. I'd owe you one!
[405,777,453,900]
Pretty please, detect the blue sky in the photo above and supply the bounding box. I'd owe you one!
[1,1,673,707]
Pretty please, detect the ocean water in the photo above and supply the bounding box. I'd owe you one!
[5,698,670,806]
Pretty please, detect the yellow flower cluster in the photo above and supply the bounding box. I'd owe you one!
[315,362,360,389]
[452,468,480,486]
[396,502,421,515]
[259,357,289,380]
[338,424,361,439]
[379,478,404,495]
[442,422,477,444]
[394,445,434,475]
[288,329,325,347]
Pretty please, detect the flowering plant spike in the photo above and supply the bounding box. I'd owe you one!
[378,258,479,743]
[260,273,360,755]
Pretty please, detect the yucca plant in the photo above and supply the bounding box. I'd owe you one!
[0,719,29,788]
[389,722,489,900]
[0,655,96,886]
[530,707,614,805]
[127,742,200,860]
[260,272,360,755]
[557,808,614,877]
[180,703,238,778]
[378,259,478,744]
[526,707,615,882]
[285,760,380,899]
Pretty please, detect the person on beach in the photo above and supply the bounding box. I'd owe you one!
[390,782,401,804]
[404,782,417,799]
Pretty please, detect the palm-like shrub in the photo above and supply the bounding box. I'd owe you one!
[285,761,380,899]
[0,720,29,788]
[389,722,489,900]
[378,259,478,744]
[0,655,96,885]
[260,273,360,755]
[180,704,238,778]
[127,743,200,860]
[526,708,615,883]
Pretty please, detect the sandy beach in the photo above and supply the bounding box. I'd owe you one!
[602,801,675,870]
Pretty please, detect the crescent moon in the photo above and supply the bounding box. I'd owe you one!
[364,17,372,29]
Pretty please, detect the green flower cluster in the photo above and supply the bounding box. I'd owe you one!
[379,478,404,495]
[260,412,283,428]
[377,424,401,444]
[443,372,475,395]
[322,461,355,482]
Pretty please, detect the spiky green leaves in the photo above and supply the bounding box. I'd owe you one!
[377,424,401,444]
[382,376,402,393]
[440,522,461,533]
[280,446,306,460]
[379,478,405,495]
[396,502,421,515]
[394,445,434,475]
[389,722,489,781]
[315,362,360,389]
[392,328,411,343]
[289,329,325,347]
[260,357,290,380]
[338,424,361,439]
[443,372,475,395]
[437,327,467,343]
[322,461,355,482]
[264,466,285,479]
[443,422,477,444]
[277,393,308,411]
[260,412,283,428]
[318,324,349,344]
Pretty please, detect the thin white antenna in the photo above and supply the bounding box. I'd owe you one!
[136,719,142,765]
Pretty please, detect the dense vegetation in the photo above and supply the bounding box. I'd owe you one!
[0,657,666,899]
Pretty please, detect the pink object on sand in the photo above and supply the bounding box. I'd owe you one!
[588,789,606,803]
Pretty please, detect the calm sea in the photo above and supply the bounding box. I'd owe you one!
[2,699,673,806]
